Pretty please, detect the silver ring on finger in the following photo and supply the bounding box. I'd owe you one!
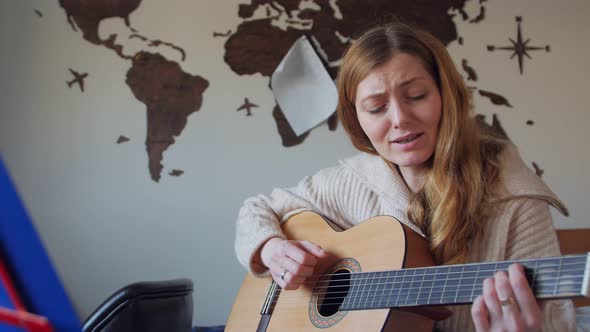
[280,269,288,281]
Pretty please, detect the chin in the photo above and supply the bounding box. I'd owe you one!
[391,154,431,169]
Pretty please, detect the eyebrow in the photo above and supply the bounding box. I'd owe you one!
[399,76,424,88]
[358,76,426,104]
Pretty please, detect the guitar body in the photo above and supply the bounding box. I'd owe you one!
[226,211,451,331]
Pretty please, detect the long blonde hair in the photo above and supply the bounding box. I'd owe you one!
[337,22,506,264]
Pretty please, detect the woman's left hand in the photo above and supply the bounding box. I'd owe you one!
[471,263,542,332]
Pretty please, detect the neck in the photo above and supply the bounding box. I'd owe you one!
[337,254,589,311]
[397,165,426,193]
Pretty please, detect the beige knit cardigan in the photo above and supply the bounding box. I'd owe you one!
[234,145,576,331]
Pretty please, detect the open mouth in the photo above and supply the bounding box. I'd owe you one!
[392,133,422,144]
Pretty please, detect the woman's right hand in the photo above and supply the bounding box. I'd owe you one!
[260,237,328,290]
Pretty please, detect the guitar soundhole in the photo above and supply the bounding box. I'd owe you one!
[318,269,350,317]
[309,258,359,328]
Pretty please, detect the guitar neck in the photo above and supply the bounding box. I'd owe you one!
[340,253,590,311]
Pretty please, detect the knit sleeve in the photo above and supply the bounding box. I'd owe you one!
[504,199,577,332]
[234,165,380,276]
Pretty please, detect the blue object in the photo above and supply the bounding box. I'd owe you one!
[0,157,80,332]
[0,285,22,332]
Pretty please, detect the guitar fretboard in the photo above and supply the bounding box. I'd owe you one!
[339,254,588,311]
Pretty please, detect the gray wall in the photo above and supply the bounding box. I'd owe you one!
[1,0,589,327]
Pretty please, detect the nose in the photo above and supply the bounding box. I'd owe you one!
[387,100,408,129]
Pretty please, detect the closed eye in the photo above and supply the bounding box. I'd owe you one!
[407,92,427,101]
[368,105,385,114]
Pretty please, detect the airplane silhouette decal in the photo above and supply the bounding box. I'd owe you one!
[237,97,258,116]
[66,68,88,92]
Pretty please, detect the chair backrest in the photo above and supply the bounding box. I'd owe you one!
[82,279,194,332]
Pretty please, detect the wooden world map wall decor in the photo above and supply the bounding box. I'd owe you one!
[52,0,549,182]
[487,16,551,75]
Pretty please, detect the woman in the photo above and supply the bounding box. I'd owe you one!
[234,22,576,331]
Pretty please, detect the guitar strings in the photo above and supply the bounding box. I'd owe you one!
[269,275,584,303]
[288,257,586,287]
[295,255,586,284]
[269,271,585,303]
[296,263,585,289]
[277,264,584,296]
[252,265,586,308]
[262,275,585,309]
[289,275,584,301]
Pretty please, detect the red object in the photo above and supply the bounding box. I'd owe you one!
[0,258,25,311]
[0,307,53,332]
[0,257,53,332]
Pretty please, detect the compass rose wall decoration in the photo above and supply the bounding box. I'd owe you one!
[487,16,551,75]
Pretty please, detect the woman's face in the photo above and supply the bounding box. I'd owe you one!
[355,52,442,171]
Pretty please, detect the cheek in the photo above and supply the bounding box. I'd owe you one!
[420,97,443,128]
[357,114,386,141]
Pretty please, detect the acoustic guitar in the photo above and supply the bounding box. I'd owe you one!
[226,211,589,331]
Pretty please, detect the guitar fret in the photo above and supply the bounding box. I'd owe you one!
[403,269,415,306]
[471,265,479,302]
[427,267,435,304]
[535,259,560,295]
[415,269,425,305]
[342,274,355,310]
[414,267,432,305]
[446,265,459,304]
[554,258,563,296]
[363,272,373,309]
[455,266,463,303]
[531,260,539,296]
[371,272,380,308]
[385,270,396,308]
[351,273,361,310]
[366,272,373,308]
[378,271,387,308]
[368,272,375,309]
[399,270,413,306]
[440,266,449,304]
[376,272,385,308]
[393,270,402,307]
[375,272,383,308]
[360,273,369,309]
[458,265,477,303]
[358,272,368,309]
[405,269,417,306]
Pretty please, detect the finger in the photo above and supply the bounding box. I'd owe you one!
[494,270,524,330]
[299,241,328,258]
[275,242,315,275]
[508,264,542,330]
[278,256,314,277]
[271,267,305,290]
[471,295,491,332]
[270,269,287,288]
[482,277,502,321]
[283,242,319,267]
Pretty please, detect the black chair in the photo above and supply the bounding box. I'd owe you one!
[82,279,194,332]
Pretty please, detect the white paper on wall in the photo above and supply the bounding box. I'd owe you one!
[270,36,338,136]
